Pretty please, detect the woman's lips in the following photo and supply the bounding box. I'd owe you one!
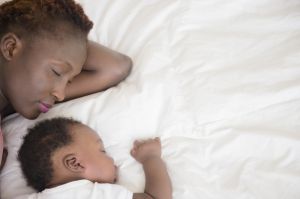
[38,102,52,113]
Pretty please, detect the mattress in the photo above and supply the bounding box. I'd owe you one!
[1,0,300,198]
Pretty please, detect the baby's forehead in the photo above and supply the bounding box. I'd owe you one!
[69,123,101,142]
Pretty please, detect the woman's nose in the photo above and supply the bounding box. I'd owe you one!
[51,83,66,102]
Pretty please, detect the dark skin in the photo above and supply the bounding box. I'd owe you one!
[0,31,132,169]
[47,123,172,199]
[0,33,132,119]
[65,40,133,101]
[131,138,173,199]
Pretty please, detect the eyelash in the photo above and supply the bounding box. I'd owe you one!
[101,150,106,153]
[52,69,61,77]
[52,68,73,84]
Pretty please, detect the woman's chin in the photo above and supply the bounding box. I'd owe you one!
[20,108,41,120]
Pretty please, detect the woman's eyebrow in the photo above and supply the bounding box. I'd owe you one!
[51,61,72,73]
[62,61,73,71]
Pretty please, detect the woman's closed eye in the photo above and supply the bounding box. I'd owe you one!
[52,69,61,77]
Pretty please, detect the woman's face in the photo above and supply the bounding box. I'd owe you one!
[1,35,87,119]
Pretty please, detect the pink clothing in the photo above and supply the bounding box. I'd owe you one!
[0,117,3,167]
[0,89,7,166]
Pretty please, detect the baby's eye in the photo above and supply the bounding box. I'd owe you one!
[100,150,106,153]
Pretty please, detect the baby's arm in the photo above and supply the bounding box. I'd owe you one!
[64,40,132,101]
[131,138,172,199]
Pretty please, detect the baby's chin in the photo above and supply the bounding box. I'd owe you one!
[93,176,117,184]
[112,166,118,183]
[106,176,117,184]
[113,176,117,183]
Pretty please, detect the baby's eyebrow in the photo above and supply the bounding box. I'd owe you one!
[96,138,103,143]
[96,138,105,150]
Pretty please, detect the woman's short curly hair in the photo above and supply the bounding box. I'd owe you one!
[0,0,93,40]
[18,117,81,192]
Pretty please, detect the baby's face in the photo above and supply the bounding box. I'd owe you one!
[64,124,117,183]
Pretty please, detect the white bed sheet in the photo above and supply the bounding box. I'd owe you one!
[1,0,300,198]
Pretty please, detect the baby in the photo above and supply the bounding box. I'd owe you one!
[18,117,172,199]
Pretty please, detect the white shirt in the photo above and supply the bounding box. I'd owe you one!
[17,180,133,199]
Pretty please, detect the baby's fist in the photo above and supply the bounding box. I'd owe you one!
[130,137,161,163]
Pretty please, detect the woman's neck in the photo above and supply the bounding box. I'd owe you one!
[0,89,8,115]
[0,61,5,113]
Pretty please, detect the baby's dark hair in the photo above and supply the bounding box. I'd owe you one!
[0,0,93,40]
[18,117,81,192]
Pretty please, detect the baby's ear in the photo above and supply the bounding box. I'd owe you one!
[63,154,85,173]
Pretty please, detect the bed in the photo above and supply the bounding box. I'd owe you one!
[1,0,300,198]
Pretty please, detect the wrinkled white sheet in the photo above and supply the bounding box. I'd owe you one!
[1,0,300,198]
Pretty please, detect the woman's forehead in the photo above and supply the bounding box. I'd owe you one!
[26,36,87,71]
[29,35,87,61]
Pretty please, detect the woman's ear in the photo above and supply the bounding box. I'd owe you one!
[0,33,22,61]
[63,154,85,173]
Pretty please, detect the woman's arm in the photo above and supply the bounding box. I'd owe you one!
[64,40,132,101]
[131,138,172,199]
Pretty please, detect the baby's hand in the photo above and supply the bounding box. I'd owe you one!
[130,137,161,164]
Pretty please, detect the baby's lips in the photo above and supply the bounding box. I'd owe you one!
[130,148,136,156]
[113,165,118,183]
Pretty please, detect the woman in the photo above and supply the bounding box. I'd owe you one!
[0,0,132,169]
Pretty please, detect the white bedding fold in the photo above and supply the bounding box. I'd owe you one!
[1,0,300,199]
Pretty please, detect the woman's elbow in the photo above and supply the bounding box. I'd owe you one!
[117,54,133,81]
